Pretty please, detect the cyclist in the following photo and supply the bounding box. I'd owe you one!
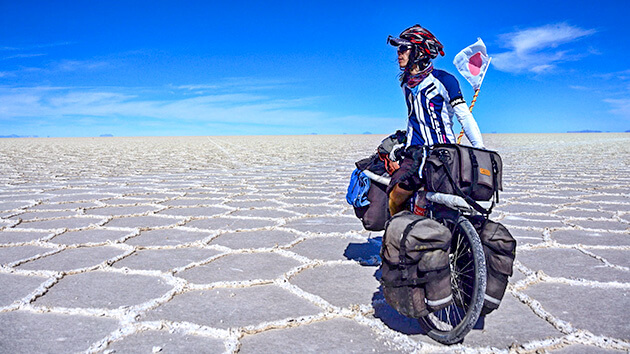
[386,24,485,215]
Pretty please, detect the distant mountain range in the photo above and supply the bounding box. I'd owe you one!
[568,130,630,133]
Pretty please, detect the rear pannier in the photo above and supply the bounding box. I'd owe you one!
[471,216,516,315]
[380,211,452,318]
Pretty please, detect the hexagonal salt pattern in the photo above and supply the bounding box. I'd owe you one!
[0,134,629,353]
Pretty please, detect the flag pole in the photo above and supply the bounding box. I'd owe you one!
[457,56,491,144]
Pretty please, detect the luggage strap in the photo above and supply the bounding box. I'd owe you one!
[491,154,500,203]
[399,218,425,280]
[468,148,479,197]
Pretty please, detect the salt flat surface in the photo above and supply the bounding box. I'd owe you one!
[0,134,629,353]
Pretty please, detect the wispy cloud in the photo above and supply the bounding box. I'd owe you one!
[492,23,596,74]
[604,98,630,119]
[172,78,298,97]
[596,69,630,81]
[0,85,316,128]
[0,42,74,51]
[597,69,630,119]
[176,84,221,91]
[54,59,111,72]
[0,42,71,61]
[0,83,395,136]
[0,58,111,77]
[2,53,46,60]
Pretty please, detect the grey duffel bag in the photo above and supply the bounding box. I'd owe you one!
[380,211,452,318]
[423,144,503,214]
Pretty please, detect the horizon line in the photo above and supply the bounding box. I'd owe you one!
[2,131,630,139]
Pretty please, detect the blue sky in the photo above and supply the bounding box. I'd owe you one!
[1,0,629,137]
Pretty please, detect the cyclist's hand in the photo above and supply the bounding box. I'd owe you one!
[389,143,405,162]
[392,130,407,144]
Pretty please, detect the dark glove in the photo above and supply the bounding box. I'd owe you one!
[378,130,407,156]
[390,130,407,144]
[389,144,405,161]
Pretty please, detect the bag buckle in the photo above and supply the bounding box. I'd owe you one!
[437,149,451,163]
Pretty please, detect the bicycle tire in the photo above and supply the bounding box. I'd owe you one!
[418,215,487,344]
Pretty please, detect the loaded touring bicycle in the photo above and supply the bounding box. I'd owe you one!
[347,141,516,344]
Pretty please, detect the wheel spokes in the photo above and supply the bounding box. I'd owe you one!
[427,222,475,329]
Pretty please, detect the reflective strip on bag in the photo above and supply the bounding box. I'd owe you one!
[484,293,502,306]
[426,294,453,307]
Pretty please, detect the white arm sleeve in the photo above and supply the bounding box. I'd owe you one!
[453,102,485,149]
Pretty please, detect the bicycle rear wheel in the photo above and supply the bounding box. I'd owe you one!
[418,215,487,344]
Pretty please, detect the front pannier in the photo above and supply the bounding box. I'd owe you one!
[346,154,391,231]
[423,144,503,204]
[470,216,516,315]
[380,211,452,318]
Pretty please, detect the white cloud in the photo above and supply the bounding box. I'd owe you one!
[0,85,324,131]
[2,53,46,60]
[604,98,630,119]
[54,59,110,72]
[0,81,395,136]
[530,64,554,74]
[492,23,596,74]
[47,91,135,108]
[596,69,630,81]
[176,84,221,91]
[0,58,111,78]
[0,42,73,51]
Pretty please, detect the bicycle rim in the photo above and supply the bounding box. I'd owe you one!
[418,215,487,344]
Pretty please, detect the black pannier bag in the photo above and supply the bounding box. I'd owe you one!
[423,144,503,210]
[346,131,407,231]
[470,216,516,315]
[380,211,452,318]
[350,154,391,231]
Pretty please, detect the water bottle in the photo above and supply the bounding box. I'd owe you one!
[412,188,428,216]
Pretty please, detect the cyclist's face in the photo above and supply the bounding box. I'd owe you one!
[398,48,410,69]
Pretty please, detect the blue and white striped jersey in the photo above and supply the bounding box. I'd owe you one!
[402,69,484,148]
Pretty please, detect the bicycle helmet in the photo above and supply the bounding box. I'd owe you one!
[388,24,445,69]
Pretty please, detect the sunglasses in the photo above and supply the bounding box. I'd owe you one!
[387,36,413,53]
[397,44,412,53]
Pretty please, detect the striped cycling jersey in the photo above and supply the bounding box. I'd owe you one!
[402,69,484,148]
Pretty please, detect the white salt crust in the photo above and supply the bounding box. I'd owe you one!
[0,134,629,353]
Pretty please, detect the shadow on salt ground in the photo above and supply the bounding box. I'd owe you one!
[343,236,382,267]
[344,237,426,336]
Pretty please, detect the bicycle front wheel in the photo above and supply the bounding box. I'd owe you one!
[418,215,487,344]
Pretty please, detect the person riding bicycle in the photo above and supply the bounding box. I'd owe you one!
[386,24,485,216]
